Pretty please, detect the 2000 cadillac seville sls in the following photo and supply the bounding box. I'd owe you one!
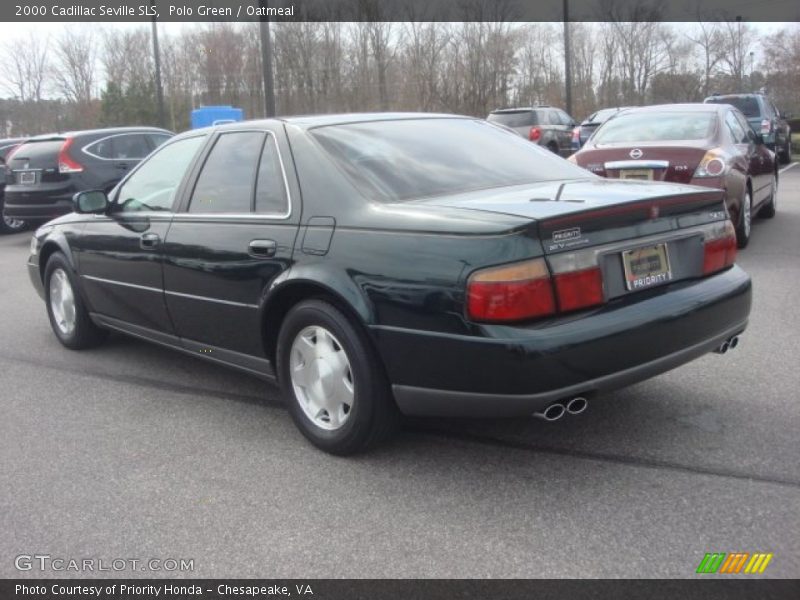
[28,114,752,454]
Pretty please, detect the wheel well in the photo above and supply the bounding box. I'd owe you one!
[261,282,369,368]
[37,242,62,282]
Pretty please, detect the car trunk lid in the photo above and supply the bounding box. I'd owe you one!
[6,138,69,185]
[574,143,709,184]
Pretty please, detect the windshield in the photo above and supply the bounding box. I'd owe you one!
[486,111,537,128]
[706,96,760,118]
[591,112,716,144]
[311,118,591,201]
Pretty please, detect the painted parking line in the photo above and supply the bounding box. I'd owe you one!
[779,162,798,174]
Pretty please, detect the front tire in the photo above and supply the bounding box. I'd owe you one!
[44,253,108,349]
[735,188,752,248]
[276,299,398,455]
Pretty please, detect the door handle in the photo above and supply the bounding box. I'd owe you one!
[248,239,277,258]
[140,232,160,249]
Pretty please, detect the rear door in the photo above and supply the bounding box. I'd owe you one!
[730,110,771,205]
[162,125,300,371]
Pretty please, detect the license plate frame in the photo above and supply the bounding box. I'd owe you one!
[619,168,653,181]
[18,171,36,185]
[622,243,672,291]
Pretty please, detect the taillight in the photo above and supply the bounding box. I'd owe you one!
[553,268,604,312]
[58,138,83,173]
[529,126,542,141]
[703,220,737,275]
[548,251,605,313]
[693,149,728,178]
[4,144,22,162]
[467,258,556,322]
[760,119,772,134]
[571,127,580,143]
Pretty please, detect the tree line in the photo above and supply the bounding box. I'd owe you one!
[1,21,798,137]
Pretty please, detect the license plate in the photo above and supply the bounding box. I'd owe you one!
[18,171,36,185]
[622,243,672,291]
[620,169,653,181]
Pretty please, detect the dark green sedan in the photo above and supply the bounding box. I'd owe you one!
[27,114,752,454]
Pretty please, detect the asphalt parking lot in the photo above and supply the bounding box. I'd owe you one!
[2,166,799,579]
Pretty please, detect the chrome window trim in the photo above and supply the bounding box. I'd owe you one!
[81,132,155,161]
[604,160,670,170]
[184,129,292,220]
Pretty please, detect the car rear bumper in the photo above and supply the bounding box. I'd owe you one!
[372,265,752,417]
[4,189,74,220]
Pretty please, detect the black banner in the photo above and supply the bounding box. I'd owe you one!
[2,0,800,23]
[2,579,800,600]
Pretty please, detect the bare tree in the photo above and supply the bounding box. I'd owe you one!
[686,22,726,97]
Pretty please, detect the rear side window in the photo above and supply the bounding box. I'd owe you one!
[725,112,748,144]
[147,133,172,149]
[113,134,151,159]
[189,131,265,214]
[84,138,114,159]
[487,111,537,128]
[255,136,289,215]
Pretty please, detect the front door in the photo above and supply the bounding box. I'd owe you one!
[162,126,300,370]
[75,135,208,334]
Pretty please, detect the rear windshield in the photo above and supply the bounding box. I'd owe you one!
[591,112,716,144]
[487,111,537,128]
[705,96,760,118]
[8,140,65,162]
[310,118,590,201]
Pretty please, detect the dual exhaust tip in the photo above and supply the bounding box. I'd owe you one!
[534,396,588,422]
[715,335,740,355]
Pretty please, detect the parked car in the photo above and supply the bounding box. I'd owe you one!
[3,126,173,225]
[704,93,792,164]
[487,106,576,156]
[0,137,28,234]
[571,107,635,151]
[569,103,778,248]
[28,114,751,454]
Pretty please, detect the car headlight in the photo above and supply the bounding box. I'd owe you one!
[30,236,39,256]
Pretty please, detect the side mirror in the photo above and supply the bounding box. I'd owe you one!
[73,190,109,214]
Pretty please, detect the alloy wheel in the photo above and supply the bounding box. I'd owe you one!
[49,268,77,336]
[289,325,354,431]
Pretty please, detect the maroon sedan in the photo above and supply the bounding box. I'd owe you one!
[569,103,778,247]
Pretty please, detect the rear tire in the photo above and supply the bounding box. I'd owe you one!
[276,299,399,455]
[0,198,27,234]
[44,253,108,349]
[760,173,777,219]
[735,188,752,249]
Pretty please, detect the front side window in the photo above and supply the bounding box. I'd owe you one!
[311,118,591,202]
[189,131,265,214]
[115,136,205,213]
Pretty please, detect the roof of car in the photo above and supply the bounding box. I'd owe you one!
[489,106,550,113]
[615,103,726,114]
[26,126,173,141]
